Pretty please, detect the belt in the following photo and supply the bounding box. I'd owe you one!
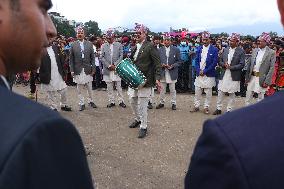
[252,71,260,77]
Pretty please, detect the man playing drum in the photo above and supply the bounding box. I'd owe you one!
[128,23,162,138]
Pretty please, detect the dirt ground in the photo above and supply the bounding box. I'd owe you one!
[14,85,247,189]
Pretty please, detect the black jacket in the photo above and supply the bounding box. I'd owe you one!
[0,78,94,189]
[40,45,65,84]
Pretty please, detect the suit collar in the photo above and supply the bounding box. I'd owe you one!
[0,75,10,90]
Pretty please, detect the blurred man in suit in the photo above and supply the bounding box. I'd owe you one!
[156,33,182,110]
[245,32,276,106]
[213,33,245,115]
[128,23,161,138]
[185,1,284,188]
[101,29,126,108]
[70,27,97,111]
[0,0,94,188]
[40,37,72,111]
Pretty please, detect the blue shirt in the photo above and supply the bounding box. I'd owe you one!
[178,45,190,62]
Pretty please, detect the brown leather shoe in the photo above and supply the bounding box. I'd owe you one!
[190,107,200,113]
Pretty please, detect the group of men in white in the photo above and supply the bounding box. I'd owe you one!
[38,26,275,137]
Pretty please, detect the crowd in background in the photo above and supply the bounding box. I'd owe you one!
[11,31,284,100]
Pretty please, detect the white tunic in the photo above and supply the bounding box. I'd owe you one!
[103,71,121,82]
[194,45,216,89]
[41,46,67,92]
[74,69,93,85]
[161,46,177,84]
[218,48,240,93]
[247,47,267,93]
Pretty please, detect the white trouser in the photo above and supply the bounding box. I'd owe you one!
[194,86,212,109]
[216,91,235,112]
[45,88,68,110]
[106,81,124,104]
[148,87,155,104]
[129,88,151,129]
[159,82,176,105]
[245,90,265,106]
[77,82,94,105]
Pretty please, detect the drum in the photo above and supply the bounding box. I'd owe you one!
[115,58,146,89]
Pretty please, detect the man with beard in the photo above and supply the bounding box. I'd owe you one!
[0,0,94,188]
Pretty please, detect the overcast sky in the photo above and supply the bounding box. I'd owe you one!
[50,0,283,35]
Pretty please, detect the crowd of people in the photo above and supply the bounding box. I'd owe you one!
[10,25,284,116]
[2,0,284,188]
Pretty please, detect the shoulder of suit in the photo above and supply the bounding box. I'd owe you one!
[85,41,93,46]
[0,89,62,121]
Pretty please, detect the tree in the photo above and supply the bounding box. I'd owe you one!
[84,20,101,36]
[51,16,76,37]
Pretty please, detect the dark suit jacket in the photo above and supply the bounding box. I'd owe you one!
[0,78,94,189]
[219,47,245,81]
[130,41,161,87]
[159,45,183,81]
[195,45,218,77]
[185,91,284,189]
[40,45,65,84]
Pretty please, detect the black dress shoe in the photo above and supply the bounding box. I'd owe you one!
[119,102,126,108]
[79,104,86,111]
[138,128,147,138]
[129,120,141,128]
[89,102,97,108]
[172,104,177,110]
[148,102,153,109]
[52,108,58,111]
[190,107,199,113]
[107,103,116,108]
[156,103,164,109]
[213,109,222,115]
[61,105,72,111]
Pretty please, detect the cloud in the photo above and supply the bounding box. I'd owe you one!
[50,0,281,33]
